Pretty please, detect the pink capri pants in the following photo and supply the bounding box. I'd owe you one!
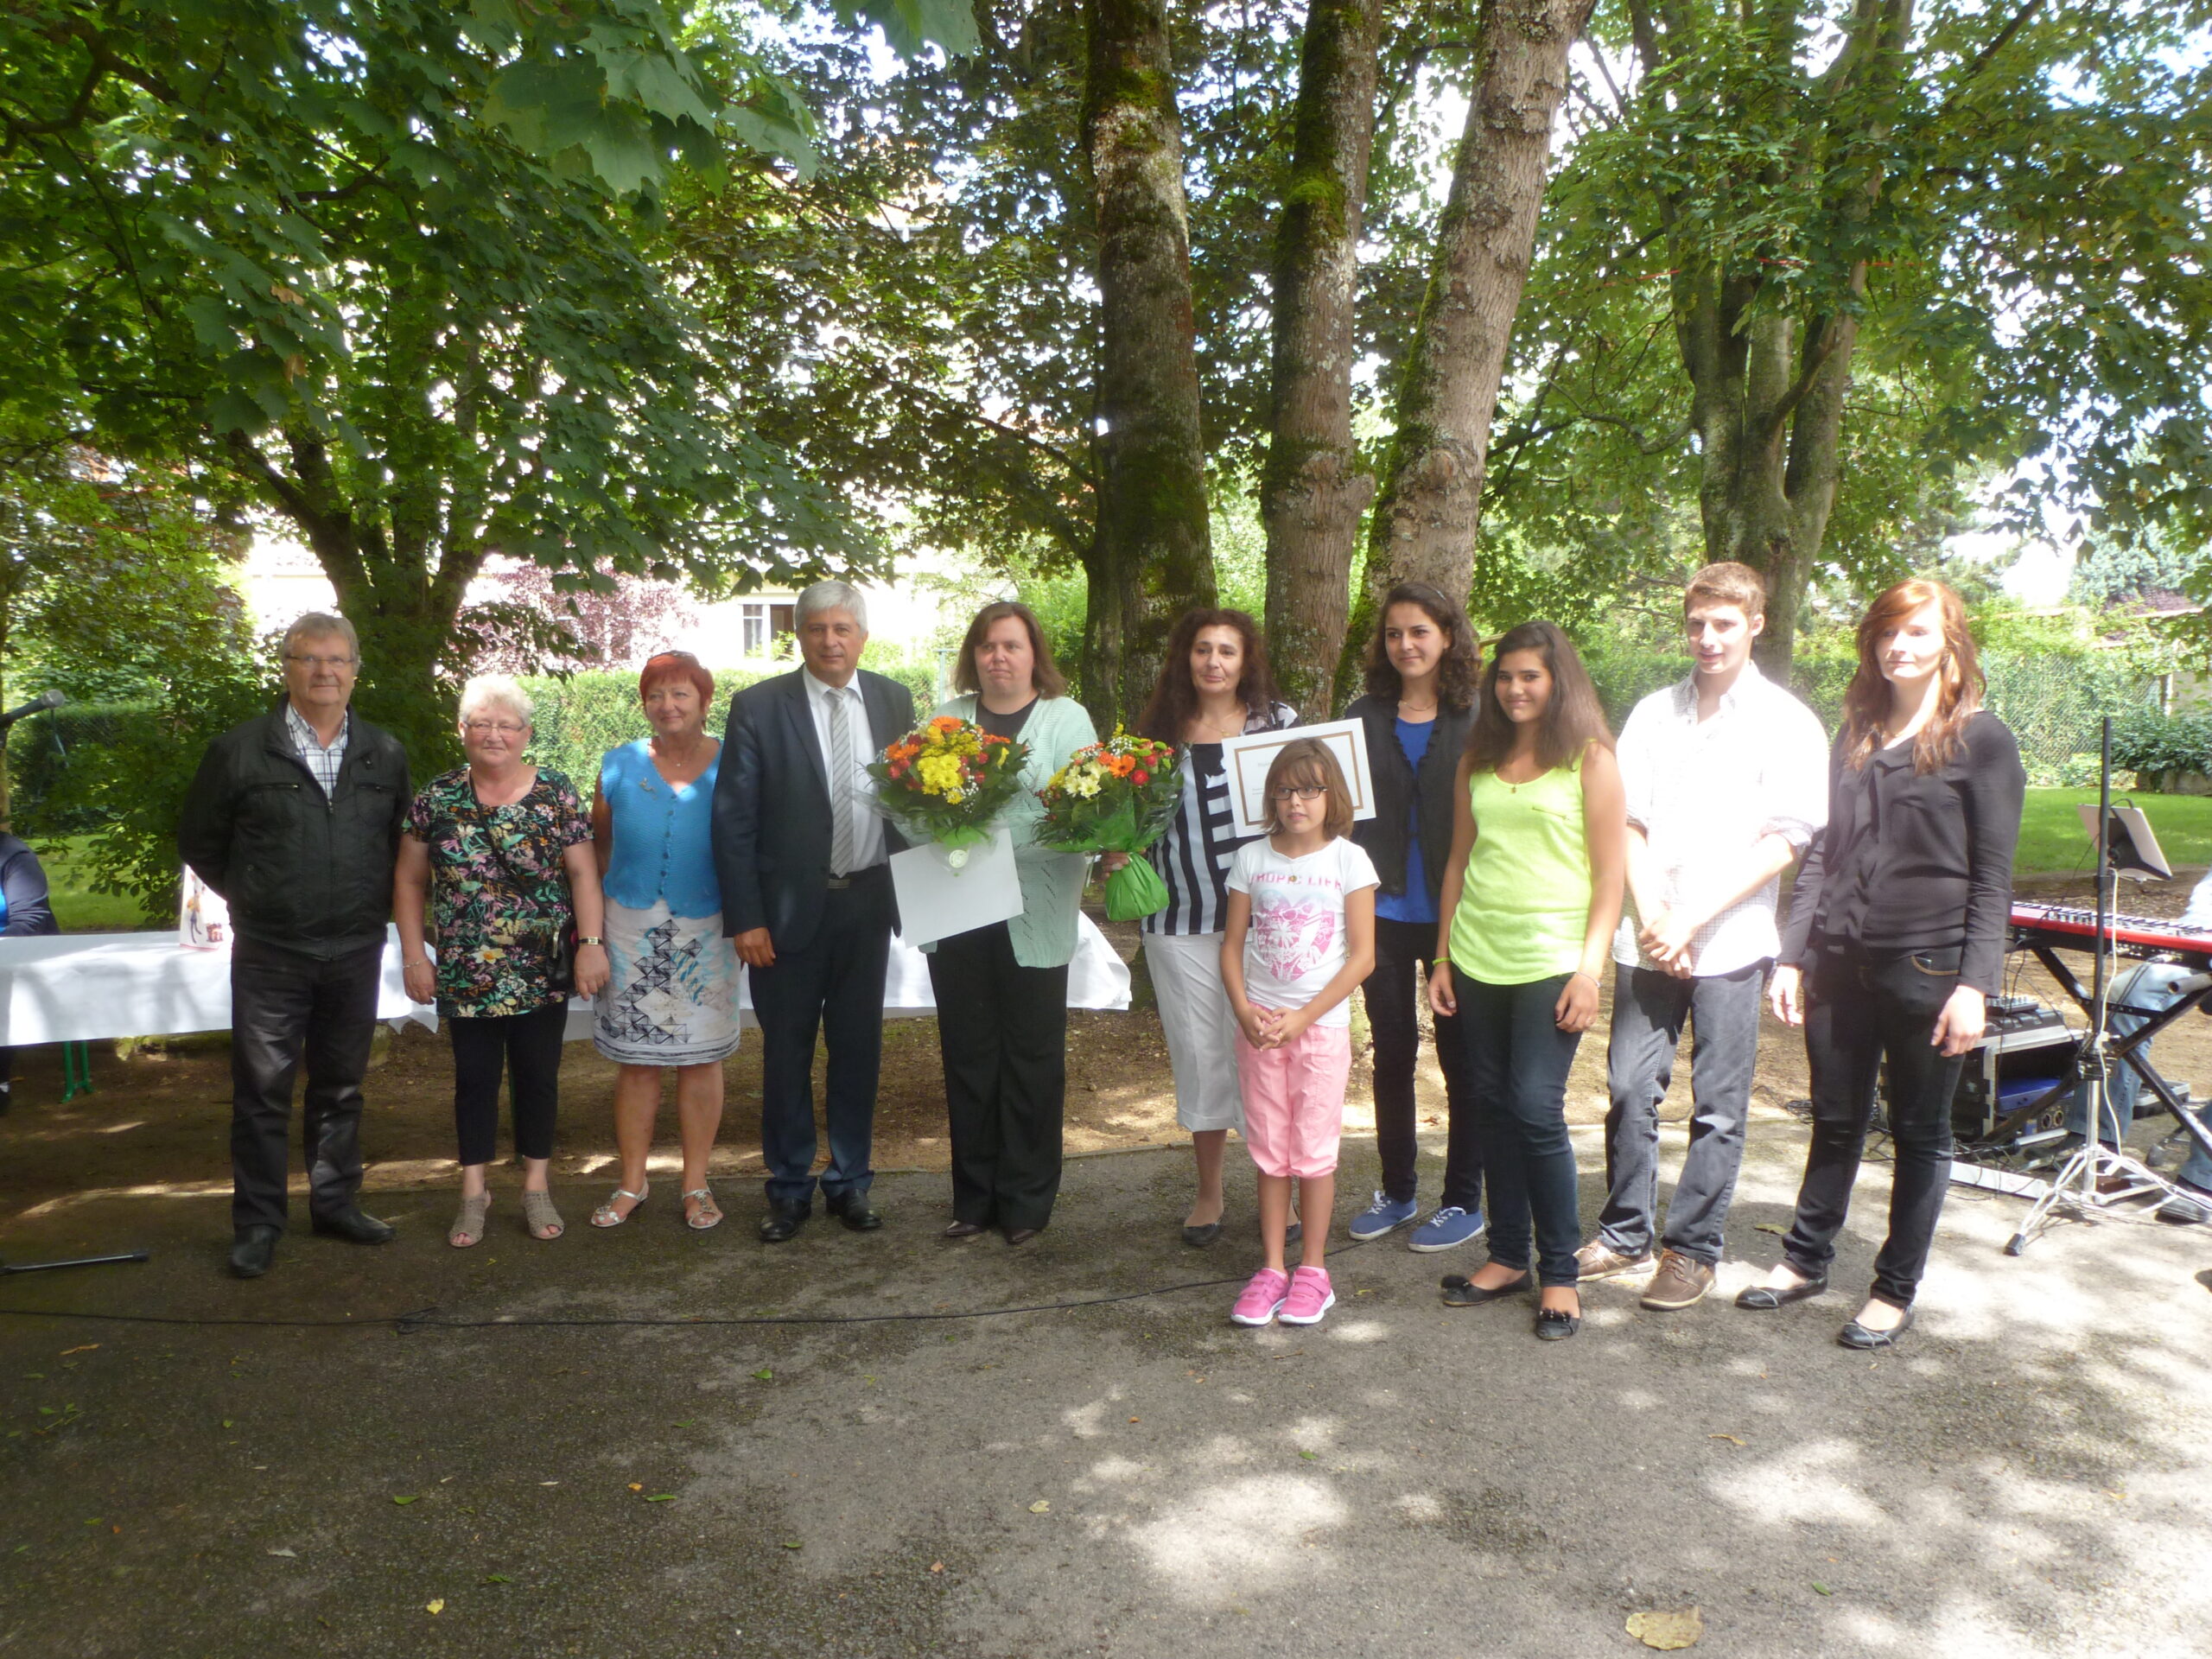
[1234,1021,1353,1179]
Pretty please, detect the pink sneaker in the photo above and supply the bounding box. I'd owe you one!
[1230,1267,1291,1326]
[1277,1265,1335,1325]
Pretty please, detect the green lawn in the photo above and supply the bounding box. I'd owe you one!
[35,836,164,933]
[2016,786,2212,878]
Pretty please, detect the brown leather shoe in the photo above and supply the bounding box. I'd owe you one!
[1639,1249,1715,1311]
[1574,1238,1653,1281]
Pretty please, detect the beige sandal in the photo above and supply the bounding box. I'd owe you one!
[449,1191,490,1249]
[683,1187,723,1231]
[522,1189,564,1241]
[589,1183,648,1228]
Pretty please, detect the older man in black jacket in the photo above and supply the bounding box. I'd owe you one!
[178,613,410,1278]
[713,581,913,1243]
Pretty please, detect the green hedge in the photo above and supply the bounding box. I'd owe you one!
[8,702,162,834]
[2111,708,2212,779]
[518,652,945,790]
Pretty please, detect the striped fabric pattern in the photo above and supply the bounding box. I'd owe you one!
[1142,701,1299,938]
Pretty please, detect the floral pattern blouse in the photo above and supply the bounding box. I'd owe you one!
[404,767,592,1018]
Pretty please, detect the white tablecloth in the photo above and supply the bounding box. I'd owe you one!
[0,918,1133,1046]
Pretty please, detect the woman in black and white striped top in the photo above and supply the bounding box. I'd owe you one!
[1137,608,1299,1245]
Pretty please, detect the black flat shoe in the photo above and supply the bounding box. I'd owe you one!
[1734,1274,1828,1310]
[1534,1306,1582,1341]
[941,1219,987,1239]
[827,1194,882,1232]
[229,1224,279,1279]
[1003,1226,1042,1246]
[308,1206,394,1245]
[759,1202,810,1243]
[1180,1221,1223,1248]
[1440,1269,1533,1306]
[1837,1307,1915,1351]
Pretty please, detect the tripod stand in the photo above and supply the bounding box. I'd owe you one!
[2005,717,2187,1254]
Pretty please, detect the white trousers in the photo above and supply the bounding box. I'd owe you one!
[1143,931,1245,1134]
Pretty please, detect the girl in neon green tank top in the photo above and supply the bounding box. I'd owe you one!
[1426,622,1625,1338]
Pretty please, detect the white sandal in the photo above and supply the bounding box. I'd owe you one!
[589,1183,648,1228]
[683,1187,723,1231]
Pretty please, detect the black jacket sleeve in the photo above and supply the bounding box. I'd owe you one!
[176,734,238,898]
[1959,715,2026,995]
[712,689,770,938]
[0,838,55,937]
[1777,738,1842,967]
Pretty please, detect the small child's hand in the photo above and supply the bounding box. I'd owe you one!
[1268,1006,1313,1047]
[1234,1004,1275,1048]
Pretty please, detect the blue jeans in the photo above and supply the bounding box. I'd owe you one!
[1456,969,1584,1287]
[2065,961,2212,1188]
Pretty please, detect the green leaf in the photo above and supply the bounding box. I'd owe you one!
[752,1368,773,1382]
[392,1495,420,1506]
[481,1573,512,1585]
[645,1493,676,1502]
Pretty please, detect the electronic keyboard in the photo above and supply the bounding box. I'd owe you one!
[2009,902,2212,969]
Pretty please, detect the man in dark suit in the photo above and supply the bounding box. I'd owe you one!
[177,613,410,1278]
[714,581,915,1241]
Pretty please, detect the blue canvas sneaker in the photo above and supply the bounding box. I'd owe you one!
[1347,1191,1420,1241]
[1408,1205,1486,1253]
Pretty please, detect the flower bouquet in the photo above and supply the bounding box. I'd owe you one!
[868,715,1030,868]
[1033,728,1183,920]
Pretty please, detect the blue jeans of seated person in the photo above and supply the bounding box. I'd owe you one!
[2065,960,2212,1189]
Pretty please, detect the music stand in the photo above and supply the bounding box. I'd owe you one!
[2006,719,2189,1253]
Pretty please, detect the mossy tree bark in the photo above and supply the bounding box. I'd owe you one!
[1631,0,1914,672]
[1081,0,1217,732]
[1338,0,1594,701]
[1260,0,1382,720]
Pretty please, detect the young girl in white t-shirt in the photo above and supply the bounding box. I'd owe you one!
[1220,737,1378,1326]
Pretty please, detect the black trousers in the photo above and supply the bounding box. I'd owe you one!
[229,934,384,1233]
[449,1002,568,1166]
[926,921,1069,1231]
[1366,917,1480,1210]
[749,871,894,1207]
[1784,943,1966,1308]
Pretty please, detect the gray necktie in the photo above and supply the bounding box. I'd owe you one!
[828,689,856,876]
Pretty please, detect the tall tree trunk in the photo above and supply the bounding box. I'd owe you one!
[1338,0,1595,701]
[1260,0,1380,720]
[1081,0,1216,732]
[1643,0,1911,671]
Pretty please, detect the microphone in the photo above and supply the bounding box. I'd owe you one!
[0,690,66,731]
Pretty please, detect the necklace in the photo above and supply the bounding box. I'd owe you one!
[1400,699,1438,716]
[1193,702,1246,741]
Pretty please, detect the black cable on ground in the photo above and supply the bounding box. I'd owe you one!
[0,1238,1393,1332]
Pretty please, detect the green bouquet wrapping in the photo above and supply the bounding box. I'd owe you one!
[1033,728,1183,920]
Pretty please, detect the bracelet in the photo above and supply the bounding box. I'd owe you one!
[404,958,429,970]
[576,936,604,948]
[1571,970,1599,988]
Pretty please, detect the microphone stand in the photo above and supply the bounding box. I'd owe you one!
[2006,716,2178,1253]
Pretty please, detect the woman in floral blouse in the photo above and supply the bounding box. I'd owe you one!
[394,676,608,1247]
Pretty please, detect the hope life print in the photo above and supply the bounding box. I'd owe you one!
[1253,890,1337,982]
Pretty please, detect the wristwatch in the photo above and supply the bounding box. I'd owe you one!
[576,936,604,947]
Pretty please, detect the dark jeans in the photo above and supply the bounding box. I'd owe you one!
[1457,969,1584,1287]
[1599,961,1767,1265]
[1784,943,1967,1308]
[449,1002,568,1166]
[750,870,894,1207]
[926,921,1069,1232]
[1367,918,1481,1210]
[229,934,384,1233]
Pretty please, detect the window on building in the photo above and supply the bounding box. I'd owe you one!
[741,601,798,658]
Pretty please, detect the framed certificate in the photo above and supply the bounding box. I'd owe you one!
[1219,718,1376,837]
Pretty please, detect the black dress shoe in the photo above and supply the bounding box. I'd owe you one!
[230,1225,280,1278]
[826,1193,883,1232]
[942,1219,987,1239]
[1003,1226,1042,1246]
[759,1202,810,1243]
[1440,1269,1532,1306]
[1837,1306,1915,1350]
[1534,1305,1582,1341]
[1180,1221,1223,1248]
[1734,1273,1828,1310]
[309,1206,395,1244]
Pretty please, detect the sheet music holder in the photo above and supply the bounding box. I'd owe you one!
[2075,802,2172,881]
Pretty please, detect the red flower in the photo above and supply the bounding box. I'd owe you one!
[1131,771,1148,785]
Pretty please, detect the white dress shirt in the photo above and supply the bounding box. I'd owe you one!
[1611,660,1830,976]
[803,668,887,874]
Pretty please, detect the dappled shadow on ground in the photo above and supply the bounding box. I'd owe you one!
[3,1116,2210,1657]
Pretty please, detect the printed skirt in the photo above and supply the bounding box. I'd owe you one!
[592,899,743,1065]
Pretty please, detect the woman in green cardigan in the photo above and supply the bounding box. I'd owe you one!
[929,601,1101,1244]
